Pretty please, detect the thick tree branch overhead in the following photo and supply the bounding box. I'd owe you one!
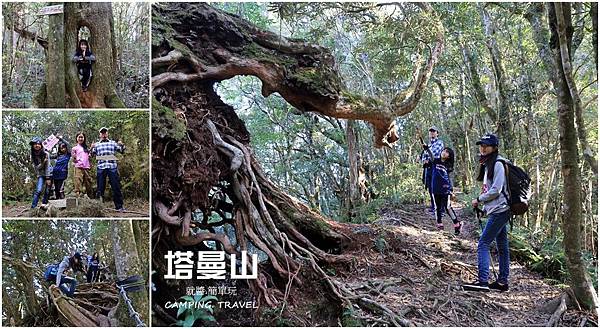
[152,3,444,147]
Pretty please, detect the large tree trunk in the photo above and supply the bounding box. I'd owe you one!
[548,2,598,311]
[36,2,125,108]
[110,220,149,326]
[46,3,66,107]
[152,2,442,324]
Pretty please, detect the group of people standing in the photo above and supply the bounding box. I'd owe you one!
[29,127,126,211]
[420,127,512,293]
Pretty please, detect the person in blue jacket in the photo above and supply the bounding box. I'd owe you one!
[424,144,461,234]
[50,137,70,199]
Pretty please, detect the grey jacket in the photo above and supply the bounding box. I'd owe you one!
[478,156,510,215]
[31,150,52,177]
[55,256,71,286]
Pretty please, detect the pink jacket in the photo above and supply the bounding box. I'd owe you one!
[71,144,91,169]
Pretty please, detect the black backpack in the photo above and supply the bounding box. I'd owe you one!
[496,159,531,215]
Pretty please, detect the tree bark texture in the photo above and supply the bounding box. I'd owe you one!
[548,2,598,311]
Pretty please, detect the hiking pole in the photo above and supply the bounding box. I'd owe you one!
[474,207,498,281]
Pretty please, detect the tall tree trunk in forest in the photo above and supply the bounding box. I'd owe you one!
[525,3,598,177]
[346,119,360,219]
[46,4,66,107]
[35,2,125,108]
[480,5,512,155]
[151,3,442,323]
[110,220,149,326]
[592,3,598,71]
[548,2,598,311]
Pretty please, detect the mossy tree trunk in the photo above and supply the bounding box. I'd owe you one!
[110,220,149,326]
[36,2,125,108]
[548,2,598,311]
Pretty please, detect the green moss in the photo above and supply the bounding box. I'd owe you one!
[152,98,187,141]
[241,43,295,67]
[104,93,126,109]
[341,306,365,327]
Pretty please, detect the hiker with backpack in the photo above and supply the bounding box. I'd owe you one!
[44,252,85,297]
[462,133,531,292]
[423,144,461,234]
[420,126,444,213]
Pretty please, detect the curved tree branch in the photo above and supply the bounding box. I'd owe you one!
[152,3,445,148]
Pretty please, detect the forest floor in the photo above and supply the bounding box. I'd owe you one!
[317,203,598,327]
[2,198,150,218]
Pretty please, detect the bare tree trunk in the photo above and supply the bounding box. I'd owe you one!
[46,3,66,107]
[548,2,598,311]
[592,3,598,71]
[480,5,512,154]
[346,119,360,220]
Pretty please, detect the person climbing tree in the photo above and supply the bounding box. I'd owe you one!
[420,126,444,213]
[463,133,511,292]
[72,39,96,92]
[424,145,461,233]
[90,127,126,211]
[71,131,94,198]
[46,252,85,298]
[29,137,52,208]
[86,252,100,283]
[50,136,70,200]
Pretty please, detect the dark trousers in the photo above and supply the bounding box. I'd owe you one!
[96,167,124,209]
[78,66,92,88]
[432,194,458,224]
[54,178,66,199]
[86,266,99,283]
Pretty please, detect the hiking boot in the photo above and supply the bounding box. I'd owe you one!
[454,221,462,235]
[489,281,509,292]
[436,223,444,230]
[116,207,126,213]
[462,280,490,292]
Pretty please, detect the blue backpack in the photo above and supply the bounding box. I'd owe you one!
[44,264,59,281]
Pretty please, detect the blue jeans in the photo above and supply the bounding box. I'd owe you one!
[477,210,510,284]
[57,276,77,297]
[96,167,124,209]
[31,177,51,208]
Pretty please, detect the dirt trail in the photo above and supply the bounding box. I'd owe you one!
[328,203,597,327]
[2,199,149,218]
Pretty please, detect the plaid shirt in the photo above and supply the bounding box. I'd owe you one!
[91,139,124,170]
[421,138,444,162]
